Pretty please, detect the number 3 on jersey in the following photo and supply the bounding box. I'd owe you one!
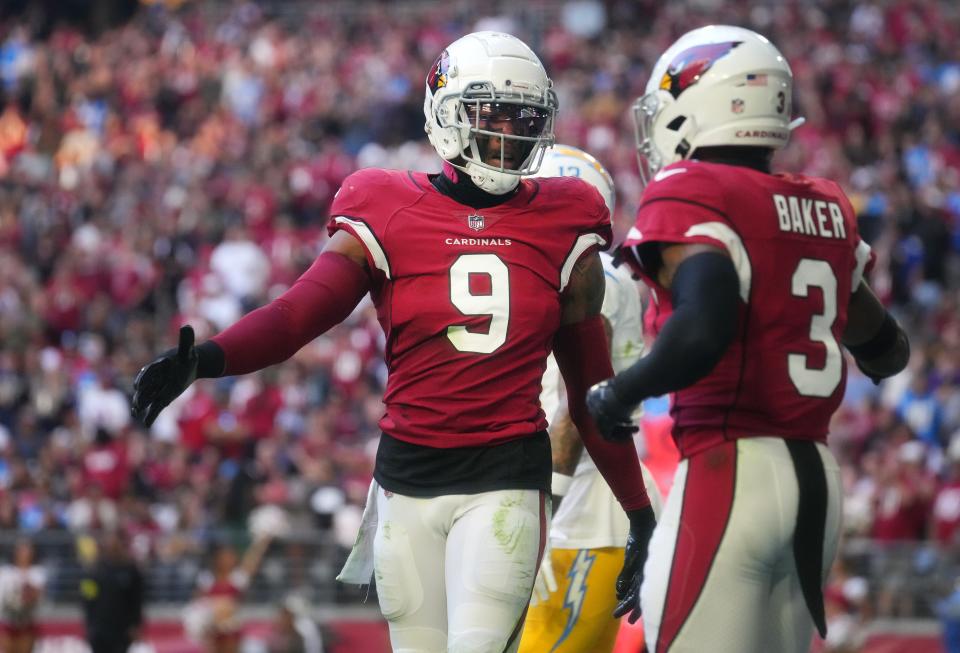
[788,258,842,398]
[447,254,510,354]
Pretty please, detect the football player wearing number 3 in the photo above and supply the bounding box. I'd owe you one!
[131,31,654,653]
[586,26,910,653]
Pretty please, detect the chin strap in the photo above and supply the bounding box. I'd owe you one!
[464,161,520,195]
[431,161,520,207]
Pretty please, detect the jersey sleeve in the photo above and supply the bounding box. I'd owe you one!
[558,178,614,292]
[538,353,566,426]
[851,237,874,290]
[601,257,646,375]
[327,168,394,280]
[599,255,626,323]
[627,162,730,249]
[600,275,621,320]
[623,162,751,300]
[832,181,876,290]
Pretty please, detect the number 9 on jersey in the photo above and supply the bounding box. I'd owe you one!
[447,254,511,354]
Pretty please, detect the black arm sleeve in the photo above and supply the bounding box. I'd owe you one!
[612,251,740,403]
[847,312,910,381]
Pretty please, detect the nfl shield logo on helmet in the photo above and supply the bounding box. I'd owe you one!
[467,214,485,231]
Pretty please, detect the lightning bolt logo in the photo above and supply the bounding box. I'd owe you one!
[550,549,596,652]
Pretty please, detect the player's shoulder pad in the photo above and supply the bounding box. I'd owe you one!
[330,168,419,219]
[801,174,861,240]
[640,160,724,210]
[532,175,609,224]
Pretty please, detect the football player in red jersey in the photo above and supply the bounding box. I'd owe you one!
[586,25,910,653]
[132,31,655,653]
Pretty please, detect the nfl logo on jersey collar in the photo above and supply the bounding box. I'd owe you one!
[467,214,485,231]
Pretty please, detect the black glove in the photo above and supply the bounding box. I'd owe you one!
[586,379,639,441]
[854,357,885,386]
[131,326,199,427]
[613,505,656,624]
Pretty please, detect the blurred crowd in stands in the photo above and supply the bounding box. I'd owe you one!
[0,0,959,639]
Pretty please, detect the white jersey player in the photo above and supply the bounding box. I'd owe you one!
[519,145,663,653]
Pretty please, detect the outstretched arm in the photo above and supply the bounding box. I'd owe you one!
[210,231,371,375]
[132,232,371,426]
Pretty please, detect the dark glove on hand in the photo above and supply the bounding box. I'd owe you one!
[131,326,199,427]
[613,505,657,624]
[586,378,639,441]
[854,357,884,386]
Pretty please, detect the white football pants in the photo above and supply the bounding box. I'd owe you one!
[373,487,548,653]
[641,437,843,653]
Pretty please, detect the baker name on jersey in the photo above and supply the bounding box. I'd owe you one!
[772,194,846,240]
[444,237,513,246]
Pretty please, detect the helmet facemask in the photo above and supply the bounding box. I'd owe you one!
[633,90,702,188]
[633,91,664,186]
[431,80,557,193]
[423,32,560,195]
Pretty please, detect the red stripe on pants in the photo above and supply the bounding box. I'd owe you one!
[656,442,737,653]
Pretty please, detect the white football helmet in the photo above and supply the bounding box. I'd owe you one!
[634,25,804,183]
[532,144,615,214]
[424,31,558,195]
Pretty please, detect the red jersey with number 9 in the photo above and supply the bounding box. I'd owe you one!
[621,160,874,458]
[328,168,611,448]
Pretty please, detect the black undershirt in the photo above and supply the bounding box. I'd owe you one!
[428,164,519,208]
[374,431,552,496]
[375,166,550,496]
[691,146,773,173]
